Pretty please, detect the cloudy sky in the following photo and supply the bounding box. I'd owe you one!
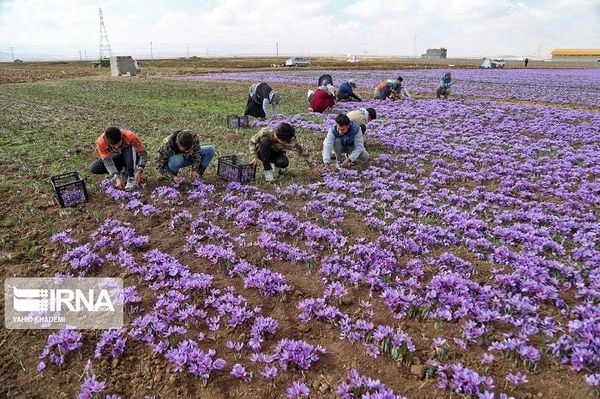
[0,0,598,61]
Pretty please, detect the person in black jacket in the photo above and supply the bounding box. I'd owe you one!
[244,82,280,118]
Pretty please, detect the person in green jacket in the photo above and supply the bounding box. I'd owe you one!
[248,122,317,182]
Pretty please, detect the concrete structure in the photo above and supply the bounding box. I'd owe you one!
[551,49,600,63]
[110,56,140,76]
[421,48,447,59]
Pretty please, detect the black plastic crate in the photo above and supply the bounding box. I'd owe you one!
[227,115,249,129]
[51,171,89,207]
[217,156,256,183]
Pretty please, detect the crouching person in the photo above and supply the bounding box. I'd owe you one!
[155,129,215,184]
[90,126,147,191]
[249,122,315,183]
[322,114,369,170]
[244,82,280,119]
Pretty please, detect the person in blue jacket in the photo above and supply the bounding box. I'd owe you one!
[337,79,362,102]
[322,113,369,170]
[436,72,452,99]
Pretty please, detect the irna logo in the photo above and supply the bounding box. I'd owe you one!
[13,286,115,312]
[5,277,123,330]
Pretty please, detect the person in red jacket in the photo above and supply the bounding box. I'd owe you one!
[309,87,336,113]
[90,127,147,190]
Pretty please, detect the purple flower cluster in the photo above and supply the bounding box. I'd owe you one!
[272,339,326,371]
[231,363,252,381]
[61,243,104,275]
[436,362,495,397]
[51,228,77,245]
[548,303,600,373]
[337,369,406,399]
[488,335,542,370]
[94,328,127,359]
[286,381,310,398]
[37,328,83,370]
[91,219,149,249]
[165,339,226,381]
[101,179,160,216]
[76,374,106,399]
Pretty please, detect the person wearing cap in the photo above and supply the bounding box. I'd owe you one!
[309,86,336,113]
[154,129,215,184]
[322,113,369,171]
[337,80,362,102]
[374,76,411,100]
[249,122,316,182]
[90,126,148,191]
[244,82,280,118]
[436,72,452,99]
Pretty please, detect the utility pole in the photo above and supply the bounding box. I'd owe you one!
[150,41,153,60]
[413,33,417,57]
[276,42,278,58]
[79,51,82,60]
[187,45,189,58]
[10,46,14,61]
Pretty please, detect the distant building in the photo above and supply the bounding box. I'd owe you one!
[421,48,447,59]
[551,49,600,62]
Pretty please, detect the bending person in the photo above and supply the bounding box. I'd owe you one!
[244,82,280,118]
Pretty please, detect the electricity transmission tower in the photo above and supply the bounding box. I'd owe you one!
[98,8,112,61]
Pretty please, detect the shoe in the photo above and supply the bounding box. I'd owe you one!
[330,151,336,161]
[334,162,342,171]
[270,164,280,179]
[264,170,275,182]
[125,177,136,191]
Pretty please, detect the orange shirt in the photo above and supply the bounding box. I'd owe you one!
[95,129,145,159]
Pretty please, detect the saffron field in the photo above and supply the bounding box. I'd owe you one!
[0,65,599,399]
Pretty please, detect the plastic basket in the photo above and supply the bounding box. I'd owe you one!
[217,156,256,183]
[227,115,250,129]
[51,171,89,208]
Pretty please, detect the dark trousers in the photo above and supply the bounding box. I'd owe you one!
[258,137,289,171]
[90,147,137,177]
[436,86,450,99]
[244,96,265,118]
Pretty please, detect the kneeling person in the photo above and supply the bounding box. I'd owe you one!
[90,126,148,191]
[322,114,369,170]
[155,130,215,184]
[249,122,313,182]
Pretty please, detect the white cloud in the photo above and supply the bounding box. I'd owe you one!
[0,0,598,61]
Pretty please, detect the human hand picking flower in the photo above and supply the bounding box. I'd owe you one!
[134,168,143,183]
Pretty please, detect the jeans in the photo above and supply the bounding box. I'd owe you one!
[167,145,215,174]
[333,138,369,164]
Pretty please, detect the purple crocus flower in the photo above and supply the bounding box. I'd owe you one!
[286,381,310,398]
